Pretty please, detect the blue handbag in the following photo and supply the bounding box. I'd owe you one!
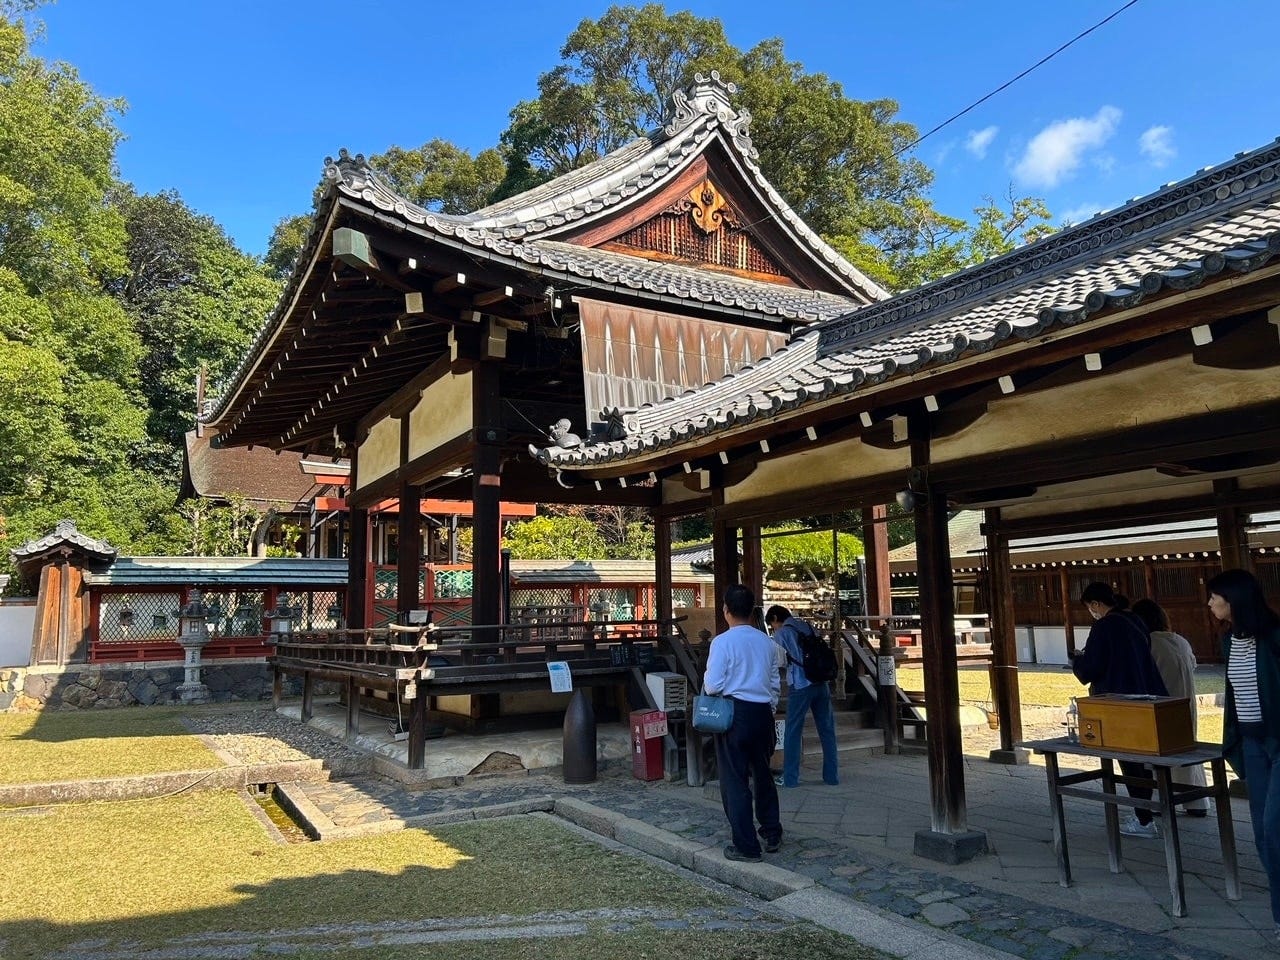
[692,692,734,733]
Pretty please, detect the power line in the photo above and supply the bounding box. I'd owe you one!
[894,0,1143,159]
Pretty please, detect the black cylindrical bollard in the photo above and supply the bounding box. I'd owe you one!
[563,688,598,783]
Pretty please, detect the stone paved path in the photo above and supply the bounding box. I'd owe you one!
[284,770,1241,960]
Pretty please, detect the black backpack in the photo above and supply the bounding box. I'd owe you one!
[786,622,838,684]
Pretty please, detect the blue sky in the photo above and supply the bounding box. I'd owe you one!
[31,0,1280,257]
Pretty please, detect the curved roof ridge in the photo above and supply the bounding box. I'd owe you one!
[819,135,1280,354]
[534,188,1280,469]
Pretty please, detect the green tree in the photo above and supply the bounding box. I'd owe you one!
[111,186,281,463]
[846,189,1055,290]
[0,8,153,577]
[503,515,609,560]
[0,9,278,584]
[497,6,937,279]
[760,523,863,582]
[371,139,506,214]
[500,6,1050,289]
[264,212,312,280]
[177,495,266,556]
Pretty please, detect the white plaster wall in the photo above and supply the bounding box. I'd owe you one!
[0,604,35,667]
[726,435,909,504]
[408,371,473,462]
[356,416,400,490]
[935,353,1280,465]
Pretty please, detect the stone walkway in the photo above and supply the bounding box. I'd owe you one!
[273,716,1270,960]
[277,762,1249,960]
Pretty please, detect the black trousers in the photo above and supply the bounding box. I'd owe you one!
[714,698,782,856]
[1119,759,1155,824]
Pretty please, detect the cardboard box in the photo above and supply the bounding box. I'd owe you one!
[1077,695,1195,756]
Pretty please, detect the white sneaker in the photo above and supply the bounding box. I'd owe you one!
[1120,814,1159,839]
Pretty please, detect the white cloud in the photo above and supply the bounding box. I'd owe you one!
[965,126,999,159]
[1059,202,1108,226]
[1139,125,1176,167]
[1014,106,1122,188]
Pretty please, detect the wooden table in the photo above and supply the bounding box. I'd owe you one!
[1021,737,1239,917]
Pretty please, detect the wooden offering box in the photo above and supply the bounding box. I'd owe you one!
[1077,695,1195,756]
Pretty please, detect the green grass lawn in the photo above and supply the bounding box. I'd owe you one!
[0,792,884,960]
[0,706,220,785]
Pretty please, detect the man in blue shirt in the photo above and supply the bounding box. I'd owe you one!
[703,583,783,861]
[767,605,839,788]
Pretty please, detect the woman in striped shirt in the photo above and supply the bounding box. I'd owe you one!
[1210,568,1280,940]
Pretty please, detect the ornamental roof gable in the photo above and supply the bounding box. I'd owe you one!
[531,136,1280,472]
[324,73,886,303]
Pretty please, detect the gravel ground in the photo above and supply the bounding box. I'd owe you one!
[182,707,370,770]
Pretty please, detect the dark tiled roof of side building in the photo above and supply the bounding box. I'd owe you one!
[182,430,332,506]
[532,139,1280,470]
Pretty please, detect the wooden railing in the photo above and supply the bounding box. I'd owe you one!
[269,618,689,770]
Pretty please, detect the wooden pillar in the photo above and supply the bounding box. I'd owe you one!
[1059,567,1076,658]
[984,509,1026,765]
[471,362,502,629]
[1214,478,1255,574]
[346,505,369,629]
[654,512,673,624]
[861,504,892,622]
[396,480,422,619]
[741,523,764,617]
[910,413,986,861]
[711,513,739,634]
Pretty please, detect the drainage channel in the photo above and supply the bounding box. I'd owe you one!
[249,784,313,843]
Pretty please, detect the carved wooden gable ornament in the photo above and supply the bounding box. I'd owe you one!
[689,179,729,234]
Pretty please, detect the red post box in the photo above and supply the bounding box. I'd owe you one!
[630,709,667,781]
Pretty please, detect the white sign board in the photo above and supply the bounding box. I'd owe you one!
[547,661,573,693]
[876,655,897,687]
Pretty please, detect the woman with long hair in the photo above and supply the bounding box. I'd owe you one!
[1210,568,1280,940]
[1070,581,1168,838]
[1131,598,1209,816]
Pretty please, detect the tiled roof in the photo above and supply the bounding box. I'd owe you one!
[10,520,118,569]
[183,430,333,506]
[533,138,1280,470]
[82,557,349,587]
[204,76,882,430]
[534,242,859,320]
[320,74,884,305]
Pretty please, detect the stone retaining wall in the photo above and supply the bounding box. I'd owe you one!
[9,659,307,710]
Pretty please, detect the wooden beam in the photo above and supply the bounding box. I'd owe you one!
[471,361,503,631]
[473,286,514,307]
[936,400,1280,495]
[346,454,370,629]
[332,227,380,273]
[997,481,1280,537]
[1193,309,1280,370]
[434,273,466,294]
[711,507,738,636]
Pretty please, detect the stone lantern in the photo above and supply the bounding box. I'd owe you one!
[265,602,295,638]
[176,589,212,704]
